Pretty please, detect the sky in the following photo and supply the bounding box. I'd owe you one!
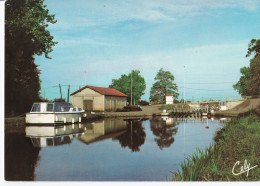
[34,0,260,102]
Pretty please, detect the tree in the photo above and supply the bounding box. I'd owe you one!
[149,68,179,104]
[246,39,260,58]
[5,0,57,115]
[249,56,260,95]
[233,67,253,96]
[234,39,260,96]
[110,70,146,105]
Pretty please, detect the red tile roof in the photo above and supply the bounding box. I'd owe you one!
[71,85,127,97]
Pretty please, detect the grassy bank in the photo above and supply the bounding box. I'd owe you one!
[172,113,260,181]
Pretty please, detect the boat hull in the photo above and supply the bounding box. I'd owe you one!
[26,112,83,124]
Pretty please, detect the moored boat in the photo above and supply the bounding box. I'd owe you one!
[25,102,86,124]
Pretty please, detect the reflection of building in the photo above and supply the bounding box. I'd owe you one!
[161,116,178,125]
[71,85,127,112]
[79,118,127,144]
[26,124,84,147]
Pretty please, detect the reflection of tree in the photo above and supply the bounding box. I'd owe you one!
[5,133,41,181]
[116,120,146,152]
[150,117,178,150]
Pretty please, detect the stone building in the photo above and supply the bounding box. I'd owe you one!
[71,85,127,112]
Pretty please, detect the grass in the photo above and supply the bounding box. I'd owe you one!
[171,113,260,181]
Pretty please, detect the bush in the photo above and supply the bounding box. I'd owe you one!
[116,105,142,112]
[138,100,150,106]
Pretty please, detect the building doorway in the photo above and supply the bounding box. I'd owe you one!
[83,100,93,112]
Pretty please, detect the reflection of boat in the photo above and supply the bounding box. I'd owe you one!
[26,124,84,147]
[79,119,127,145]
[26,102,85,124]
[220,118,227,121]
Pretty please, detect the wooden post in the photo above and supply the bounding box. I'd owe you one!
[67,84,70,103]
[59,84,62,101]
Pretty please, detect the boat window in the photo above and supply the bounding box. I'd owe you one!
[47,103,54,112]
[63,107,70,112]
[31,104,40,112]
[73,108,77,111]
[78,108,82,111]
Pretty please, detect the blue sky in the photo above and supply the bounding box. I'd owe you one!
[35,0,260,102]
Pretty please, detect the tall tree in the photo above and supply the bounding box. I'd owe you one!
[149,68,179,104]
[110,70,146,104]
[234,39,260,96]
[5,0,57,115]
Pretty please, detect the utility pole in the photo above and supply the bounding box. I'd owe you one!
[59,84,62,101]
[44,89,45,99]
[184,65,186,104]
[130,70,133,105]
[67,84,70,103]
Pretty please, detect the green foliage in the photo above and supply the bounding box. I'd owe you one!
[172,114,260,181]
[150,68,179,103]
[246,39,260,58]
[233,67,253,96]
[5,0,57,115]
[234,39,260,96]
[249,57,260,95]
[110,70,146,105]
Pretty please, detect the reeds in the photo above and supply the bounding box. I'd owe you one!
[171,145,220,181]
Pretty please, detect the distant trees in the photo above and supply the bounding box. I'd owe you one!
[149,68,179,104]
[110,70,146,105]
[5,0,57,115]
[233,39,260,96]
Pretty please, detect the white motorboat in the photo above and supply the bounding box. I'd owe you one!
[25,102,86,124]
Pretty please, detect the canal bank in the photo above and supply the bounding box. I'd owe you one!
[172,113,260,181]
[214,98,260,117]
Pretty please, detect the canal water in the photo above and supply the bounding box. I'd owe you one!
[5,116,226,181]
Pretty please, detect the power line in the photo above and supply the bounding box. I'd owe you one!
[177,86,234,91]
[175,82,236,85]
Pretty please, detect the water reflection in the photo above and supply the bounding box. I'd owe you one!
[5,116,226,181]
[150,117,179,150]
[115,119,146,152]
[26,124,84,147]
[5,133,40,181]
[78,118,128,144]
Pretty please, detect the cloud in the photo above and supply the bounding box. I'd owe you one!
[43,40,248,82]
[46,0,260,32]
[56,38,120,48]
